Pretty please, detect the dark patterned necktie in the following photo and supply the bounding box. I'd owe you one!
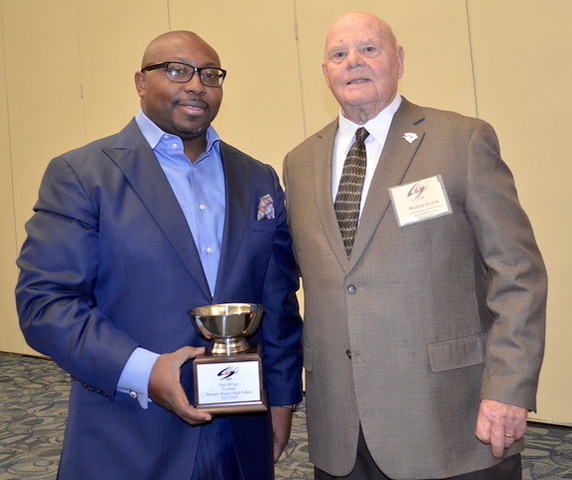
[334,127,369,257]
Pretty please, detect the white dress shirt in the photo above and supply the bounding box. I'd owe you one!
[332,94,402,215]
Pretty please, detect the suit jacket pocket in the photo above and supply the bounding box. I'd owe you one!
[251,218,277,232]
[427,332,487,373]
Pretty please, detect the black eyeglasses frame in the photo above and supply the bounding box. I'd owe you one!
[141,61,227,87]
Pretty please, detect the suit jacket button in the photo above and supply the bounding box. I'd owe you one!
[346,284,357,294]
[346,349,352,359]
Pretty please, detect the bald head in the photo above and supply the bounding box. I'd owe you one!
[325,11,398,58]
[141,31,221,69]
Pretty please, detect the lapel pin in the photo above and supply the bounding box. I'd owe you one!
[402,132,418,144]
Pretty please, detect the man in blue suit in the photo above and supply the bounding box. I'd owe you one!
[16,30,302,479]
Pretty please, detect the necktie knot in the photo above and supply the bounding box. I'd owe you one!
[355,127,369,143]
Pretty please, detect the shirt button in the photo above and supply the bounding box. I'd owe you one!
[346,349,352,359]
[206,247,213,254]
[129,390,138,399]
[199,204,206,211]
[346,284,357,294]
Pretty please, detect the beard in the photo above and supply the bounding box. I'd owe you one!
[173,122,210,140]
[169,102,218,140]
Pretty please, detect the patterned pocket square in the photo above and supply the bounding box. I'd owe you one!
[257,194,275,220]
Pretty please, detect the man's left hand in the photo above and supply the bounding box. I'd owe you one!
[475,399,527,458]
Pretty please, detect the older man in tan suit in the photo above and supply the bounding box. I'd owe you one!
[283,11,546,480]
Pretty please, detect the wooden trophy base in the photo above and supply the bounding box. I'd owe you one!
[193,345,267,414]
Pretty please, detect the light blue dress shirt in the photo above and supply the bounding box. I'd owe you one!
[117,111,226,407]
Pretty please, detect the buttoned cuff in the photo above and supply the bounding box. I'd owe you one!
[117,347,160,409]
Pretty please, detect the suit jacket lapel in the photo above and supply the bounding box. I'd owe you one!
[104,120,212,297]
[214,142,251,296]
[311,120,352,268]
[350,99,426,264]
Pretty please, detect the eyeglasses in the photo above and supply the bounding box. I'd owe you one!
[141,62,227,87]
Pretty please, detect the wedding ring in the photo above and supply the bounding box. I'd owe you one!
[504,433,516,438]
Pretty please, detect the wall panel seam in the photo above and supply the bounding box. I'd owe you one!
[465,0,480,118]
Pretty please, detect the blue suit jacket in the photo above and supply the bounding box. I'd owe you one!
[16,119,303,479]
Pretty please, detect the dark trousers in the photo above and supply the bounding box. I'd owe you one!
[190,418,245,480]
[315,427,522,480]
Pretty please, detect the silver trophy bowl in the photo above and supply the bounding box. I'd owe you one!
[189,303,264,355]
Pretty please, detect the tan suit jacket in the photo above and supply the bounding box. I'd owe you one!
[283,98,547,479]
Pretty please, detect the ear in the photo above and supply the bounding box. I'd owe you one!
[322,62,332,89]
[396,46,405,79]
[134,71,146,98]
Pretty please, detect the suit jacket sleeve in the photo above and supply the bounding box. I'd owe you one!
[16,153,138,398]
[259,168,303,406]
[465,120,547,410]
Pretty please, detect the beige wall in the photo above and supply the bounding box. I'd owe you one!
[1,1,570,424]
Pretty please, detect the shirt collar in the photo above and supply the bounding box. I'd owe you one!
[337,94,402,152]
[135,110,221,155]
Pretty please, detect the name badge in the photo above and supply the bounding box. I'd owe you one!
[389,175,452,227]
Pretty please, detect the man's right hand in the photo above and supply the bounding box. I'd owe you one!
[148,346,212,426]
